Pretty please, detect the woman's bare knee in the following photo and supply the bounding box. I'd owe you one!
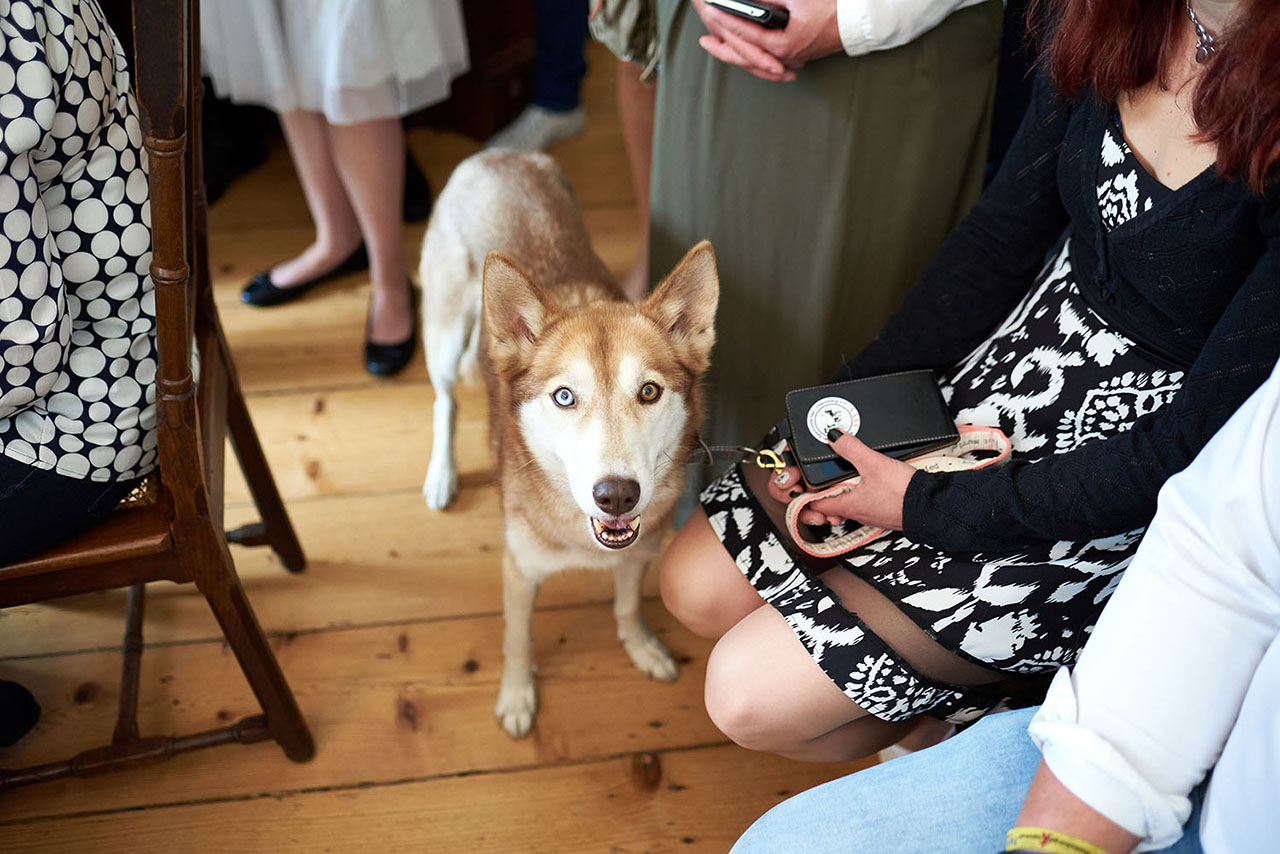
[703,634,784,752]
[705,638,911,761]
[703,606,866,755]
[658,506,762,639]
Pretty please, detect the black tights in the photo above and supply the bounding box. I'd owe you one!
[739,463,1003,689]
[0,456,139,565]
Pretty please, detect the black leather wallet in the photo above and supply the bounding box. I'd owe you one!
[778,370,959,490]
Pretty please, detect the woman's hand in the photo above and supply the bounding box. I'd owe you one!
[692,0,844,82]
[766,430,916,530]
[690,0,796,82]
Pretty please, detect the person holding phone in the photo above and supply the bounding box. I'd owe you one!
[704,1,790,30]
[731,359,1280,854]
[648,0,1002,519]
[691,0,988,80]
[657,0,1280,764]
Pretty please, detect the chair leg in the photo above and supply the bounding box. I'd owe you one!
[219,329,306,574]
[195,542,315,762]
[113,584,146,745]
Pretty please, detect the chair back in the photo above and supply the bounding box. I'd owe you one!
[0,5,314,793]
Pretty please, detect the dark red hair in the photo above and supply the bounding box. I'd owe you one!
[1029,0,1280,192]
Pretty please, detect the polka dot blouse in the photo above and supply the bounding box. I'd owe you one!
[0,0,157,484]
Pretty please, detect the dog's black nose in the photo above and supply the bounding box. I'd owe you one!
[593,477,640,515]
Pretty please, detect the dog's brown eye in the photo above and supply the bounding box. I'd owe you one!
[638,382,662,404]
[552,387,576,408]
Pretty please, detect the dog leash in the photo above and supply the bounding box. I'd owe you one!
[684,436,787,470]
[782,425,1011,558]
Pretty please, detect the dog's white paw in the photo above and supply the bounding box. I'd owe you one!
[494,676,537,738]
[623,633,679,682]
[422,458,458,510]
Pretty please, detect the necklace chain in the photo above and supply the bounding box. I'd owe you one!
[1186,0,1217,64]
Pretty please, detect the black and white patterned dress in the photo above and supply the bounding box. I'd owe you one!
[702,113,1179,723]
[0,0,156,485]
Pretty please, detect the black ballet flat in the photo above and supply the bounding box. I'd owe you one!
[240,243,369,307]
[364,281,419,377]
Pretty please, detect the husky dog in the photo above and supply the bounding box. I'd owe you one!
[420,151,718,737]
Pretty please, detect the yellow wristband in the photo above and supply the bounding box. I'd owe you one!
[1006,827,1111,854]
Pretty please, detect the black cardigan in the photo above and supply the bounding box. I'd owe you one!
[836,72,1280,553]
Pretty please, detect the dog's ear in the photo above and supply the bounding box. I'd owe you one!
[483,252,550,368]
[642,240,719,372]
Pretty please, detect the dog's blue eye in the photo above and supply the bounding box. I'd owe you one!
[552,387,576,408]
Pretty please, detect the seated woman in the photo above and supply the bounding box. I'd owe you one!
[0,0,157,735]
[730,357,1280,854]
[0,0,156,563]
[659,0,1280,761]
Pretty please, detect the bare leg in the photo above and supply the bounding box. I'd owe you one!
[327,118,412,344]
[704,603,914,761]
[703,584,999,762]
[782,715,921,763]
[664,465,1002,688]
[270,110,363,287]
[667,464,1005,761]
[658,504,768,639]
[616,60,655,301]
[895,715,957,751]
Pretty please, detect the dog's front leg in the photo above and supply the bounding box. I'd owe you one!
[495,549,541,738]
[613,560,678,682]
[422,322,466,510]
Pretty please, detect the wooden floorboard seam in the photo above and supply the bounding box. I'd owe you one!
[0,740,736,829]
[0,594,671,663]
[211,200,637,237]
[221,479,495,510]
[234,376,434,400]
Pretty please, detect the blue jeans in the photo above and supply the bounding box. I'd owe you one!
[533,0,588,112]
[731,708,1204,854]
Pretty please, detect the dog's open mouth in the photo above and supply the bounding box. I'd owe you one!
[590,516,641,549]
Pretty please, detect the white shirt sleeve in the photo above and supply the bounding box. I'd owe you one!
[1199,632,1280,854]
[835,0,992,57]
[1028,362,1280,850]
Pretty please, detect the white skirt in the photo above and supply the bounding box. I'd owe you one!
[201,0,470,125]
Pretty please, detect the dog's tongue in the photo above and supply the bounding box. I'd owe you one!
[602,518,633,531]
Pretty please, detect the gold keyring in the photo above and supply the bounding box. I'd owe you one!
[754,448,785,470]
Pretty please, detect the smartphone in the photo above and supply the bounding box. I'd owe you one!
[792,440,968,491]
[767,419,857,492]
[770,416,957,492]
[705,0,790,29]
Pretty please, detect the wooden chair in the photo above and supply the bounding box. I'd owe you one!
[0,0,314,790]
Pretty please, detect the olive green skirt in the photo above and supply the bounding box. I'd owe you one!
[649,1,1003,496]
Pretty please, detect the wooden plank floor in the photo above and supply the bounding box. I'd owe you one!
[0,44,871,851]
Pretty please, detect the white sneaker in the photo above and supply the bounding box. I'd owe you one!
[486,105,586,152]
